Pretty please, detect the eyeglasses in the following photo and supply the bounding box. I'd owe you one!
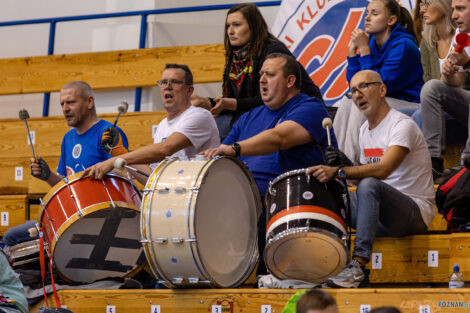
[157,79,191,88]
[349,81,382,96]
[419,0,431,9]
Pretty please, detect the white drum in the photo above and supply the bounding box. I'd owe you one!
[141,157,261,288]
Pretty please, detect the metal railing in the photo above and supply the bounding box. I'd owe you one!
[0,1,281,116]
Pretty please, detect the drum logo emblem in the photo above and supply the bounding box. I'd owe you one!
[170,257,178,264]
[303,191,314,200]
[165,210,172,218]
[270,203,277,214]
[72,144,82,159]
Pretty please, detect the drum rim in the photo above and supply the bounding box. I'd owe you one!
[42,171,140,210]
[49,201,143,283]
[189,156,261,288]
[268,168,308,195]
[264,227,349,282]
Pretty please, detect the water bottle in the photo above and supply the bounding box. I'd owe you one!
[449,263,464,288]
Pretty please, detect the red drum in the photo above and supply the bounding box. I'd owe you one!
[264,169,349,283]
[40,172,144,283]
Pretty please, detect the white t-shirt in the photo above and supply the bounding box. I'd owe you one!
[153,105,220,160]
[359,109,435,226]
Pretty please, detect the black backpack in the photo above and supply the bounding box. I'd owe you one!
[436,167,470,233]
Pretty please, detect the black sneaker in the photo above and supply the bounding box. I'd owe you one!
[325,259,369,288]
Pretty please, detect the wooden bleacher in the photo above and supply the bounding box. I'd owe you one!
[1,45,469,313]
[29,288,470,313]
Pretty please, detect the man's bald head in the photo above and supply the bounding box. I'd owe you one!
[61,81,95,100]
[351,70,383,86]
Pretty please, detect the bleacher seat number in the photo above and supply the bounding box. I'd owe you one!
[371,253,382,269]
[212,305,222,313]
[428,251,438,267]
[419,305,431,313]
[106,305,115,313]
[261,305,271,313]
[360,304,371,313]
[151,305,160,313]
[1,212,8,226]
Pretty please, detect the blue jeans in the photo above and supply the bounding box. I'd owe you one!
[349,178,427,261]
[3,221,38,247]
[215,112,234,142]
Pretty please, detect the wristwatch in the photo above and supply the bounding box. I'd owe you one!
[336,166,346,180]
[231,142,241,157]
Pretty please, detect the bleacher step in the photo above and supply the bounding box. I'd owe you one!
[29,288,470,313]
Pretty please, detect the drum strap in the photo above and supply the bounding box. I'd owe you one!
[39,227,62,308]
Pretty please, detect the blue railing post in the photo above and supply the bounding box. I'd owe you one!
[134,13,148,112]
[43,20,56,117]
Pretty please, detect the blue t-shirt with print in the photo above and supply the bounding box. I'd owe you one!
[223,93,337,197]
[57,119,128,176]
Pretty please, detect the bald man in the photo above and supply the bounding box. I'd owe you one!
[4,81,128,247]
[308,70,434,288]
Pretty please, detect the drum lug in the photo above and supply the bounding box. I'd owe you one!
[174,187,186,194]
[155,237,168,244]
[142,188,153,194]
[190,187,199,193]
[185,237,197,243]
[140,238,151,244]
[157,187,170,194]
[157,280,169,284]
[171,237,184,244]
[172,277,184,284]
[188,277,199,284]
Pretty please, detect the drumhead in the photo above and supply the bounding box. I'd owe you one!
[193,157,259,287]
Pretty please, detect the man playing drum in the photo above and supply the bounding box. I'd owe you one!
[308,70,435,288]
[4,81,129,247]
[201,53,336,274]
[83,64,220,180]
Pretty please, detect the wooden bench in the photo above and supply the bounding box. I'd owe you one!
[0,44,224,95]
[0,111,165,195]
[29,288,470,313]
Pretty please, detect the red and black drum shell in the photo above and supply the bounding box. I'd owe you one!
[265,173,346,241]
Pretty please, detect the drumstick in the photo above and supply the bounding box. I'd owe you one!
[114,158,149,177]
[19,109,37,159]
[113,101,129,128]
[322,117,333,146]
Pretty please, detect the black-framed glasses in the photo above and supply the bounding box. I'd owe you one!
[349,81,382,96]
[419,0,431,9]
[157,79,191,88]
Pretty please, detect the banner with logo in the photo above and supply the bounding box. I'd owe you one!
[272,0,415,106]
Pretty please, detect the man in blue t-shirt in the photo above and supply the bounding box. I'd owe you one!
[4,81,128,247]
[201,53,336,275]
[202,53,336,197]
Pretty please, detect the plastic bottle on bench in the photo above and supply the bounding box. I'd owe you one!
[449,263,464,288]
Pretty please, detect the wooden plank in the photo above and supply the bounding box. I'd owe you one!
[50,288,470,313]
[450,233,470,281]
[0,111,164,194]
[361,235,450,283]
[0,44,225,95]
[0,111,164,159]
[0,195,27,236]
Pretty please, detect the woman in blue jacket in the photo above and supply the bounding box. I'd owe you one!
[333,0,424,164]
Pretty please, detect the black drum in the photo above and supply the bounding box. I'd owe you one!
[264,169,349,283]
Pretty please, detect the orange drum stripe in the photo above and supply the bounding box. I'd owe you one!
[266,205,346,231]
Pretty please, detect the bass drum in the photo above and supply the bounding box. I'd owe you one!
[40,172,144,283]
[141,157,261,288]
[264,169,349,283]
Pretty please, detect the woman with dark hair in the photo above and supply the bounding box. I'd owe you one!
[333,0,424,165]
[192,3,322,139]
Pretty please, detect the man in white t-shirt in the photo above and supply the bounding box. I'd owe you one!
[307,70,435,288]
[420,0,470,177]
[84,64,220,180]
